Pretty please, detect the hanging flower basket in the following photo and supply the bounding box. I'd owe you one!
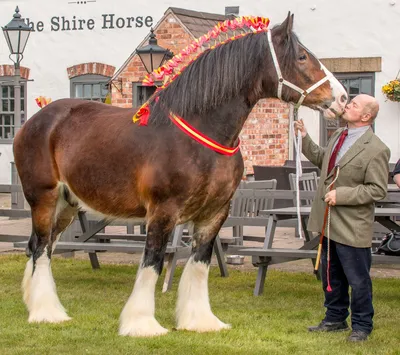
[382,78,400,102]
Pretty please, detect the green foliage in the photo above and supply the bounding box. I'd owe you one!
[0,255,399,355]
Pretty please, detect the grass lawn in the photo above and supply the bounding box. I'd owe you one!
[0,254,399,355]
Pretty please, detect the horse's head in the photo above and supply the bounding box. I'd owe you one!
[269,13,347,119]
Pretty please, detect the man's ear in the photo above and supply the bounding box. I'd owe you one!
[361,112,372,122]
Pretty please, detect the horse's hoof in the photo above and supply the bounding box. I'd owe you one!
[28,310,71,323]
[119,317,169,337]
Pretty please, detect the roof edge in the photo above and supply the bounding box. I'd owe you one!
[111,7,226,82]
[167,7,226,21]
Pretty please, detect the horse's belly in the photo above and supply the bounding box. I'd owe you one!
[60,181,147,219]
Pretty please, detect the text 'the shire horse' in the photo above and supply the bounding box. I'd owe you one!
[13,14,347,337]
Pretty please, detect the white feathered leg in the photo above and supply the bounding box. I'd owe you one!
[119,266,168,337]
[22,257,33,307]
[176,256,230,332]
[23,248,70,323]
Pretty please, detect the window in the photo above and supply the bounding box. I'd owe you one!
[70,74,109,102]
[320,73,375,146]
[132,82,157,108]
[0,78,26,140]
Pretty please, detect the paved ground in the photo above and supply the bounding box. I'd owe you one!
[1,193,400,278]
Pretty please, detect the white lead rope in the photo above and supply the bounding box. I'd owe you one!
[292,109,303,239]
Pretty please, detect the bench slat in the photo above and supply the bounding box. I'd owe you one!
[0,234,29,242]
[0,209,31,218]
[14,241,181,253]
[234,247,400,264]
[236,248,317,258]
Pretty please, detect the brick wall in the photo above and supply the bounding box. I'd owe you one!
[111,14,193,108]
[0,65,30,79]
[111,13,291,172]
[241,99,290,174]
[66,62,115,79]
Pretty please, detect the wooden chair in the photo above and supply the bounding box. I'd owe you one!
[289,171,319,238]
[221,179,277,246]
[289,171,319,206]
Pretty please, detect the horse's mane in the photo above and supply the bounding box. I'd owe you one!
[154,33,267,118]
[148,20,300,125]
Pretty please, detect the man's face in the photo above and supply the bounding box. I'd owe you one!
[342,96,368,123]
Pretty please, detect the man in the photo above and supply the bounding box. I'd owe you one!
[294,94,390,342]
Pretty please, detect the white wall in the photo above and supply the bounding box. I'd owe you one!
[0,143,14,183]
[298,106,321,161]
[1,0,399,183]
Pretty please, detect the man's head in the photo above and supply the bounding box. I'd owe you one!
[342,94,379,127]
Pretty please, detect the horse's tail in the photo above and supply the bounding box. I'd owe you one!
[14,99,82,255]
[14,101,60,202]
[14,99,83,190]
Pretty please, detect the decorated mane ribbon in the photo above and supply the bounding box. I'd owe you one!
[132,102,151,126]
[134,16,268,148]
[142,16,270,89]
[169,112,240,156]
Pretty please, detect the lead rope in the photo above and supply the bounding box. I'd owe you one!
[325,165,340,292]
[292,108,303,239]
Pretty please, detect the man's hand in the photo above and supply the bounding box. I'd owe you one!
[325,190,337,206]
[294,119,307,138]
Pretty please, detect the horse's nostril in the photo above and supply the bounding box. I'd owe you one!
[340,94,347,103]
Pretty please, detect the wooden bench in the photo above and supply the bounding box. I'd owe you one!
[1,180,231,291]
[235,247,400,264]
[223,189,317,252]
[11,208,231,292]
[232,206,400,296]
[221,181,277,249]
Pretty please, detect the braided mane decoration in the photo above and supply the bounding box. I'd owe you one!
[142,16,270,89]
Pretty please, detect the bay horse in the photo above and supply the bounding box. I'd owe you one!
[13,13,347,337]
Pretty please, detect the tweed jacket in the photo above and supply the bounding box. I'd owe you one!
[302,127,390,247]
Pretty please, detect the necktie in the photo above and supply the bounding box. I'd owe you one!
[327,129,348,174]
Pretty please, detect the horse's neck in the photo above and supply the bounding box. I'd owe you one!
[193,73,277,146]
[196,96,255,147]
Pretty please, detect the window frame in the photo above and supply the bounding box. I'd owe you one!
[0,76,27,143]
[319,72,375,146]
[132,82,160,108]
[70,74,109,102]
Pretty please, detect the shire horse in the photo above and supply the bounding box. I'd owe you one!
[13,14,347,337]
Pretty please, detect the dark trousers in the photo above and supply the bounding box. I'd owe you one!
[321,238,374,334]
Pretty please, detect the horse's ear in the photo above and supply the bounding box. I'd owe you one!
[288,14,294,36]
[279,12,294,37]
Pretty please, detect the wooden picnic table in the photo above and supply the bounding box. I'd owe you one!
[234,206,400,296]
[4,184,400,295]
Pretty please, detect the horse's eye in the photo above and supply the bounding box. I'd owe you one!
[298,54,307,62]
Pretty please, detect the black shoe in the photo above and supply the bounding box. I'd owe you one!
[308,320,349,332]
[347,330,369,342]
